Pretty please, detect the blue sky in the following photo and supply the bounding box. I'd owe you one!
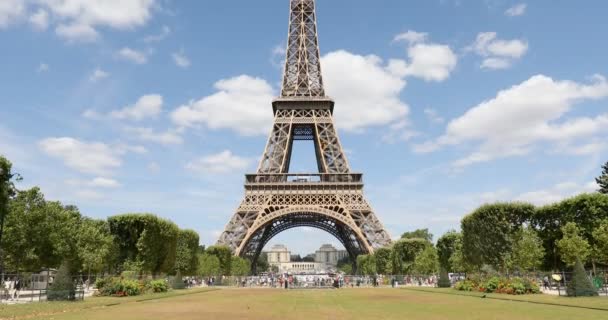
[1,0,607,255]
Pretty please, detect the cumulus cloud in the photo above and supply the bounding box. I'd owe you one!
[118,47,147,64]
[143,25,170,43]
[29,9,49,30]
[67,177,121,188]
[505,3,527,17]
[516,181,598,206]
[393,30,457,81]
[0,0,25,28]
[414,74,608,167]
[37,63,49,73]
[89,68,109,82]
[171,75,275,136]
[39,137,123,176]
[110,94,163,121]
[55,22,99,42]
[186,150,251,175]
[424,108,445,124]
[126,127,183,145]
[322,50,410,132]
[172,51,191,68]
[469,32,528,70]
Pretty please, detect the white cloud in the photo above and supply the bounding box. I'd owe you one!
[505,3,527,17]
[516,181,598,206]
[415,74,608,167]
[126,127,183,145]
[55,23,99,42]
[322,51,410,131]
[37,63,49,73]
[29,9,49,30]
[67,177,121,188]
[39,137,123,175]
[74,189,105,200]
[89,68,109,82]
[172,51,191,68]
[143,25,170,43]
[186,150,251,175]
[110,94,163,121]
[118,47,147,64]
[0,0,25,28]
[171,75,275,136]
[82,109,101,119]
[147,162,160,172]
[424,108,445,124]
[393,30,457,82]
[393,30,428,44]
[470,32,528,70]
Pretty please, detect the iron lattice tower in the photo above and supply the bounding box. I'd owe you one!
[217,0,392,268]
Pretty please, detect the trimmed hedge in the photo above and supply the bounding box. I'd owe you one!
[95,277,170,296]
[455,276,540,295]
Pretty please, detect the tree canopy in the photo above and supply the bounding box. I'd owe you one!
[596,161,608,194]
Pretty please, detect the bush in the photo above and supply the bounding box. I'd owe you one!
[437,267,451,288]
[566,259,598,297]
[48,261,76,301]
[146,279,169,293]
[97,277,141,297]
[454,280,476,291]
[171,271,186,290]
[454,276,540,295]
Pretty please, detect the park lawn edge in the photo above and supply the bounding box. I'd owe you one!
[401,287,608,311]
[0,287,219,320]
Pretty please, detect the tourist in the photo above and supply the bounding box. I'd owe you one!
[14,278,21,300]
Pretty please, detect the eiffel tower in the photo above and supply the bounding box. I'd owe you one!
[217,0,392,268]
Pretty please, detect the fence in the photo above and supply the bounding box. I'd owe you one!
[1,274,96,304]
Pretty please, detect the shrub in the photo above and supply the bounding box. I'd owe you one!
[48,262,76,301]
[171,271,186,290]
[146,279,169,293]
[566,259,598,297]
[437,267,451,288]
[454,280,476,291]
[454,276,540,295]
[97,277,141,297]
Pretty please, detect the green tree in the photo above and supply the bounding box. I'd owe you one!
[356,254,376,275]
[48,260,76,301]
[449,233,472,273]
[509,226,545,272]
[174,229,200,275]
[401,228,433,242]
[592,219,608,265]
[596,161,608,194]
[198,253,220,277]
[231,256,250,276]
[461,202,534,271]
[413,245,438,275]
[374,247,392,274]
[255,252,270,273]
[557,222,591,266]
[205,245,232,275]
[0,155,20,267]
[566,259,598,297]
[76,218,113,276]
[436,230,460,272]
[391,238,429,274]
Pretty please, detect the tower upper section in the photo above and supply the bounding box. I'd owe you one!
[280,0,326,98]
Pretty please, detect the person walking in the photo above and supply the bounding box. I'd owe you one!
[14,278,21,301]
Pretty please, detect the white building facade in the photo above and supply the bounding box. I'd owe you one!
[265,243,348,274]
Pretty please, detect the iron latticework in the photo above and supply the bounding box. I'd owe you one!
[217,0,392,268]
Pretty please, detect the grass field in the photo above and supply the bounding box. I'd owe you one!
[1,287,608,320]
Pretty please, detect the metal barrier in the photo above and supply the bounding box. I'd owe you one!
[1,274,95,304]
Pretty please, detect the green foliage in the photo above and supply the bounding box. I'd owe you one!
[509,226,545,272]
[374,247,392,274]
[0,155,20,250]
[174,229,200,275]
[108,214,179,275]
[557,222,591,266]
[339,263,352,274]
[146,279,169,293]
[461,202,534,271]
[96,277,141,297]
[436,230,460,272]
[48,261,76,301]
[198,253,221,277]
[566,259,598,297]
[413,245,438,275]
[356,254,376,275]
[437,267,451,288]
[592,219,608,265]
[231,256,251,276]
[256,252,270,273]
[401,228,433,242]
[391,238,428,274]
[454,277,540,295]
[76,218,114,274]
[205,245,233,275]
[596,161,608,194]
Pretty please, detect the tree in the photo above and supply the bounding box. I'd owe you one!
[413,245,438,275]
[401,229,433,242]
[76,218,114,276]
[592,219,608,265]
[596,161,608,194]
[566,259,598,297]
[47,260,76,301]
[174,229,200,275]
[198,254,220,277]
[205,245,232,275]
[356,254,376,275]
[374,247,392,274]
[557,222,591,266]
[436,231,460,272]
[509,226,545,272]
[448,236,471,273]
[391,238,428,274]
[0,155,20,269]
[255,252,269,273]
[437,267,451,288]
[461,202,534,271]
[231,256,250,276]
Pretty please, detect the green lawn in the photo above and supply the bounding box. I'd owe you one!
[1,287,607,320]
